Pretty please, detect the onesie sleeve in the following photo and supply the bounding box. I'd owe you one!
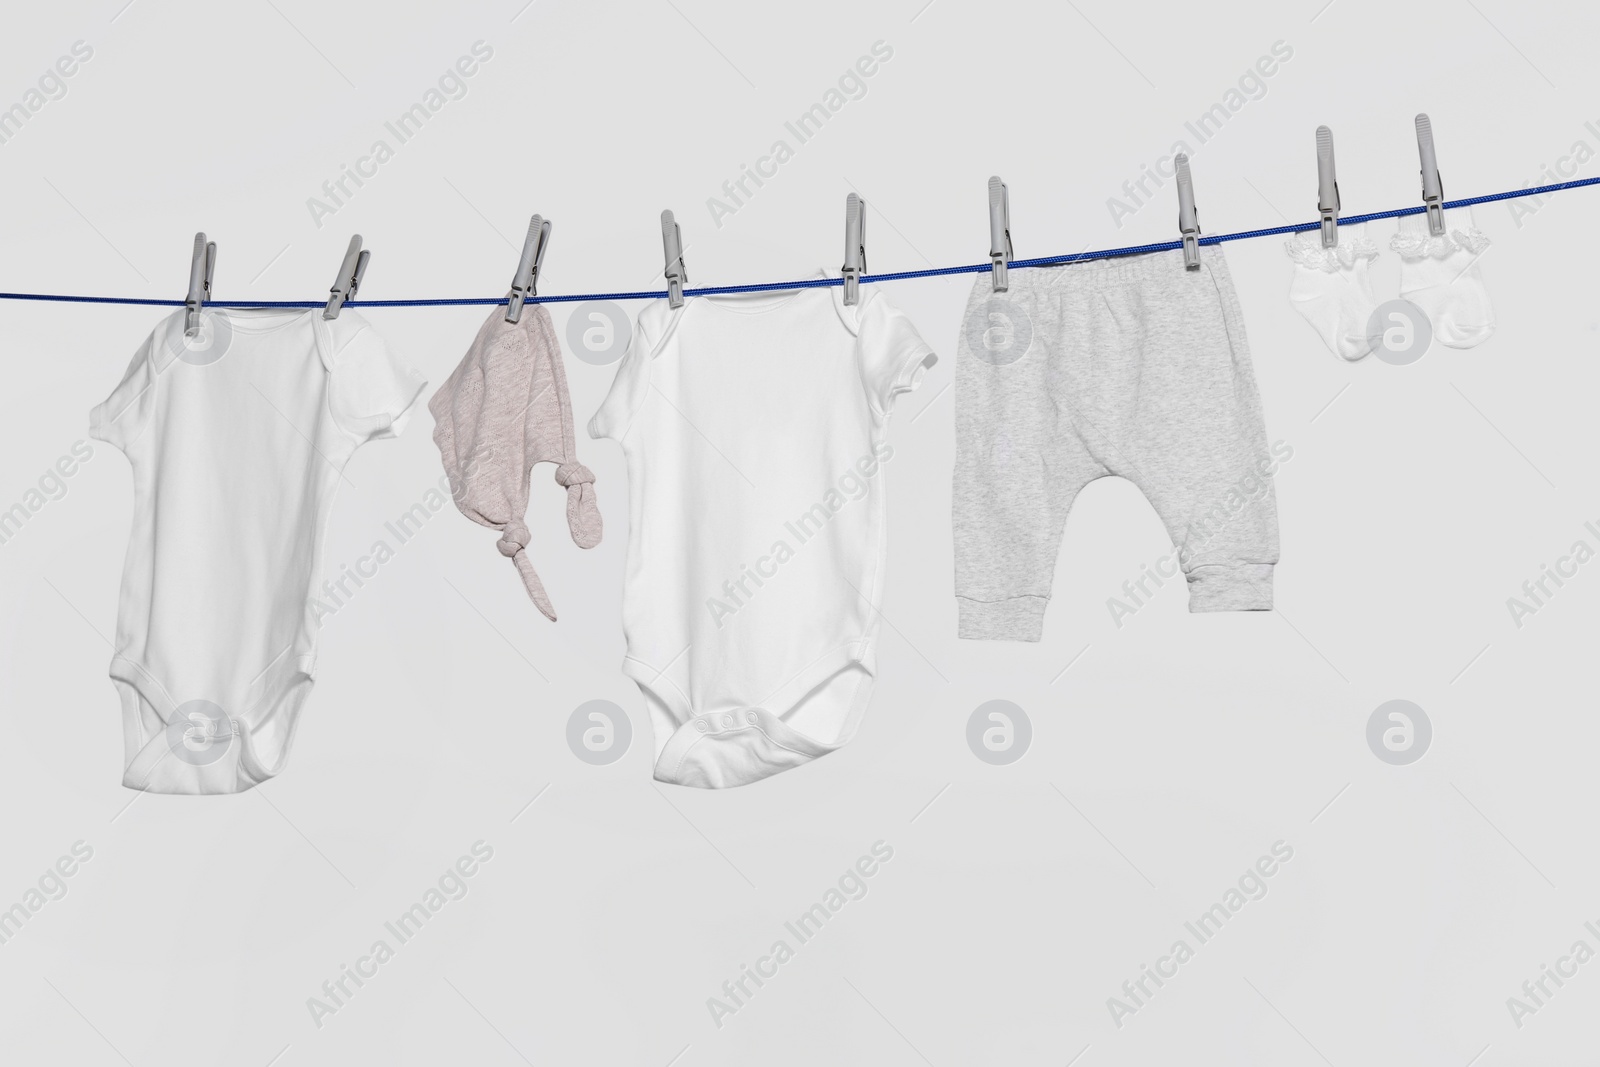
[89,333,158,453]
[328,319,428,443]
[587,306,661,442]
[856,289,937,418]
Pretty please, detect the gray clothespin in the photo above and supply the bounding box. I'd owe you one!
[505,215,551,324]
[661,210,687,309]
[1415,113,1446,236]
[323,235,369,320]
[1316,126,1340,248]
[1175,153,1201,270]
[184,232,216,337]
[842,193,867,306]
[988,176,1012,292]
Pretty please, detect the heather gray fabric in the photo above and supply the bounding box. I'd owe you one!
[430,304,601,621]
[953,246,1278,641]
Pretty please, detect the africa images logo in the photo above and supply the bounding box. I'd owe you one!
[166,700,234,767]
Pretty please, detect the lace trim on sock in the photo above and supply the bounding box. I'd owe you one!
[1390,227,1491,259]
[1284,234,1380,272]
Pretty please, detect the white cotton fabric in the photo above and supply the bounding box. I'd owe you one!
[589,276,936,789]
[1285,223,1381,361]
[1391,206,1496,349]
[91,309,426,794]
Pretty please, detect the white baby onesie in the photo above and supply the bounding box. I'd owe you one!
[589,277,936,788]
[91,308,426,794]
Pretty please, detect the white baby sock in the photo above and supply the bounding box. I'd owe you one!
[1285,222,1380,361]
[1390,206,1495,349]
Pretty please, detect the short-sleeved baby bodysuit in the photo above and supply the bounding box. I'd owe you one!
[91,308,426,793]
[589,277,936,788]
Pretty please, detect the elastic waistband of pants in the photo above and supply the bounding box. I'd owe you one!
[999,244,1232,290]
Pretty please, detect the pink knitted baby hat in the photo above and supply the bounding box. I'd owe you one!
[429,304,601,620]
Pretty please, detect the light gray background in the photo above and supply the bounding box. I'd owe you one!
[1,1,1596,1064]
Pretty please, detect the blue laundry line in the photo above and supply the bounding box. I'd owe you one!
[2,175,1595,310]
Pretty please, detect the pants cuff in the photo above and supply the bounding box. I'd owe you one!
[1187,564,1274,612]
[958,596,1048,641]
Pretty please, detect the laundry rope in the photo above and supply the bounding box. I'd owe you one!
[2,175,1595,310]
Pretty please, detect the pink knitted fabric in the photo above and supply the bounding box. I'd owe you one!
[429,305,601,620]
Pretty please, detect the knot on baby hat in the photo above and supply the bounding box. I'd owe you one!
[555,462,601,550]
[496,520,531,558]
[428,305,602,621]
[554,462,593,487]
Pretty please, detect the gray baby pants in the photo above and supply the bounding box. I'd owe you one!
[954,247,1279,641]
